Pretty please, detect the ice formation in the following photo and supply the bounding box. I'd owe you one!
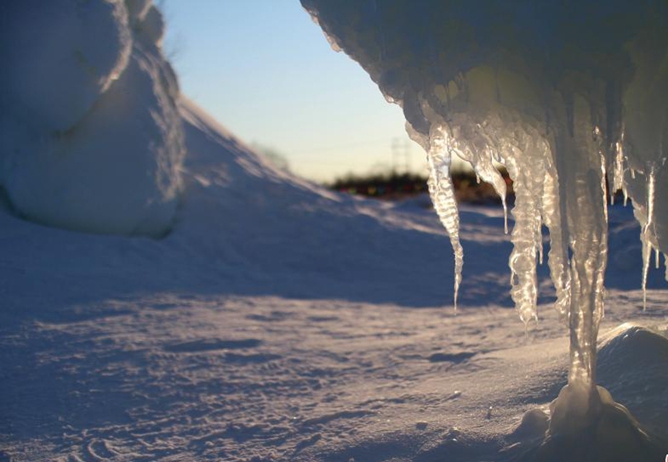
[302,0,668,448]
[0,0,184,236]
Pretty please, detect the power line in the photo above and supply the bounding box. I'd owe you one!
[291,136,409,154]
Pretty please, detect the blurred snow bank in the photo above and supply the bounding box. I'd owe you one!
[0,0,183,236]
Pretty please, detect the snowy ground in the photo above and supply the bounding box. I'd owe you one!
[1,101,667,461]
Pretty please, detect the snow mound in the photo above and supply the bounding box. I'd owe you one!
[0,0,183,236]
[503,324,668,462]
[0,0,132,131]
[597,324,668,437]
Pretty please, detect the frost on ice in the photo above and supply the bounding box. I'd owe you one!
[302,0,668,450]
[0,0,184,236]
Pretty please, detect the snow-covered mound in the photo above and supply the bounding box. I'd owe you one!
[0,0,183,236]
[597,324,668,439]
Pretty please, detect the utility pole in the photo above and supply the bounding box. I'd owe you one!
[403,138,411,173]
[392,138,412,174]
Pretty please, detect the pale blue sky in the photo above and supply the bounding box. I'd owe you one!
[163,0,425,182]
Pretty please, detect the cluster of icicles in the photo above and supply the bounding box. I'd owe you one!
[405,77,666,388]
[421,101,662,316]
[300,1,667,448]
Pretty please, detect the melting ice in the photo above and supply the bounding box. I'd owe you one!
[302,0,668,452]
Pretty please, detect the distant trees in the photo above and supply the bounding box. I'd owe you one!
[328,171,427,199]
[328,167,514,205]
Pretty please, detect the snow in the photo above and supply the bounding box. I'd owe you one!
[0,0,183,236]
[1,1,667,460]
[1,96,667,461]
[0,0,132,132]
[301,0,668,453]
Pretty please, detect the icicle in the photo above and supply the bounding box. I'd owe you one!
[536,204,545,267]
[426,127,463,309]
[503,145,543,325]
[655,248,660,269]
[611,132,625,202]
[542,166,571,320]
[600,153,610,322]
[538,240,544,265]
[641,240,650,310]
[468,155,509,234]
[647,166,655,227]
[640,166,656,310]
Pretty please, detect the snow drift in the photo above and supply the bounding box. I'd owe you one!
[0,0,184,236]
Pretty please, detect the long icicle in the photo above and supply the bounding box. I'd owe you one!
[641,165,656,310]
[427,128,463,309]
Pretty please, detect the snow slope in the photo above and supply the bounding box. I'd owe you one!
[1,99,667,461]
